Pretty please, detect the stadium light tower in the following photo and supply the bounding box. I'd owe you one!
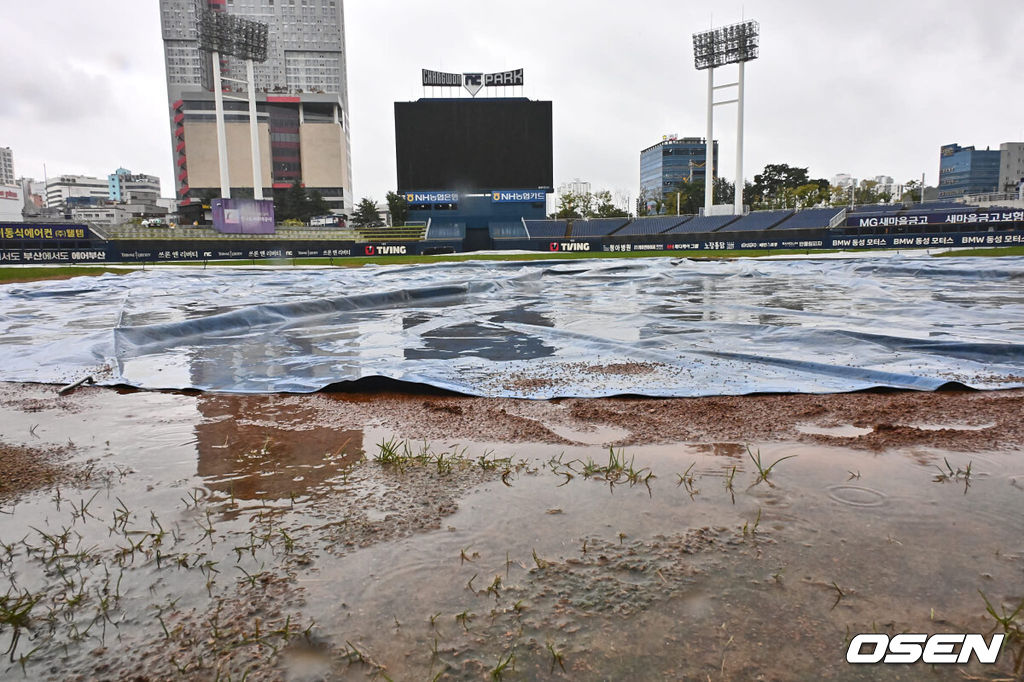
[693,20,759,216]
[197,9,270,200]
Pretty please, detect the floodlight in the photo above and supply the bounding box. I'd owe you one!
[692,20,759,70]
[197,9,269,62]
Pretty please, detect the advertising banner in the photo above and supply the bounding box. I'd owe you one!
[849,209,1024,228]
[405,191,459,204]
[0,224,91,241]
[211,199,276,235]
[491,190,547,203]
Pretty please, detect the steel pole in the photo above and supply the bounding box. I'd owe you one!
[246,60,263,200]
[212,51,231,199]
[734,61,745,216]
[705,67,714,214]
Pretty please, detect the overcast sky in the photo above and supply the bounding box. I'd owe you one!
[3,1,1023,206]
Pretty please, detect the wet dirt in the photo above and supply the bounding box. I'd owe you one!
[0,382,1021,680]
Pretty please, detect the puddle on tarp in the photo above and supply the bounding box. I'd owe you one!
[1,256,1024,397]
[0,385,1021,680]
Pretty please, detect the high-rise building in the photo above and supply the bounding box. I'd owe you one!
[639,136,718,202]
[937,143,999,199]
[159,0,352,212]
[558,179,591,197]
[0,147,14,187]
[998,142,1024,194]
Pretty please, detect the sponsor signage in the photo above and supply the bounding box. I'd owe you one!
[364,244,408,256]
[491,190,547,203]
[1,224,91,241]
[421,68,524,97]
[548,241,591,252]
[211,199,276,235]
[405,191,459,204]
[851,210,1024,228]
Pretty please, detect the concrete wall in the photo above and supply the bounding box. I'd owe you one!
[298,122,349,191]
[184,121,273,190]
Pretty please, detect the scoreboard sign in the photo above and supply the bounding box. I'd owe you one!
[421,68,525,97]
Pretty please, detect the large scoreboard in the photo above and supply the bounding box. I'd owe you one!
[394,99,553,192]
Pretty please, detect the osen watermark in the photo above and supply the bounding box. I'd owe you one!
[847,633,1004,664]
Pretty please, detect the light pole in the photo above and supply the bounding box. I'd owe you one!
[693,20,759,216]
[197,9,270,201]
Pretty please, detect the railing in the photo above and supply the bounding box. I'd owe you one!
[829,209,847,229]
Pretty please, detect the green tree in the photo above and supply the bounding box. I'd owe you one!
[713,177,735,206]
[748,164,829,209]
[637,187,666,216]
[385,191,409,226]
[903,179,923,203]
[555,191,593,219]
[351,197,382,227]
[663,181,705,215]
[592,190,629,218]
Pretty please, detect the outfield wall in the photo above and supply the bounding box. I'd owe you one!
[1,221,1023,264]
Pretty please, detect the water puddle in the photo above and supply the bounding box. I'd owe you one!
[0,383,1021,680]
[797,422,874,437]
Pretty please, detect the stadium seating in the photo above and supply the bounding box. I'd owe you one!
[570,217,631,237]
[524,220,569,238]
[613,216,691,236]
[488,221,528,239]
[772,207,845,230]
[721,210,793,232]
[849,203,904,214]
[425,221,466,240]
[664,214,740,235]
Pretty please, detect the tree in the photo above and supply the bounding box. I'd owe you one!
[555,191,593,219]
[592,190,629,218]
[903,179,923,203]
[713,177,735,206]
[748,164,829,209]
[305,190,330,221]
[636,187,662,217]
[663,181,705,215]
[351,197,382,227]
[385,191,409,226]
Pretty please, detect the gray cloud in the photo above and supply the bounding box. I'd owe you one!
[3,0,1022,204]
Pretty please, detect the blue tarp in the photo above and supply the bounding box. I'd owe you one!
[1,255,1023,398]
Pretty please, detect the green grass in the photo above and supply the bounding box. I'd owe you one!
[0,266,134,284]
[932,245,1024,257]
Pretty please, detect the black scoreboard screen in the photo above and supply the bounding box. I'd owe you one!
[395,99,553,191]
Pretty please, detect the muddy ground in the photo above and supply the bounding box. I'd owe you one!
[0,382,1022,680]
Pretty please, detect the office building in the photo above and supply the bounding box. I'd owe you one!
[0,147,14,187]
[45,175,110,208]
[108,168,162,203]
[938,143,999,199]
[998,142,1024,194]
[640,136,718,201]
[159,0,352,212]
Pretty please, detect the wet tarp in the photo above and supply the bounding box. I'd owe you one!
[1,255,1023,398]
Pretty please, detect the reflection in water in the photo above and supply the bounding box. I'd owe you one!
[193,395,363,499]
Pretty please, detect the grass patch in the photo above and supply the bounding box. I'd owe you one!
[933,245,1024,257]
[0,266,134,285]
[153,248,842,269]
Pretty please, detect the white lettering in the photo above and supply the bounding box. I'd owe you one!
[847,634,888,663]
